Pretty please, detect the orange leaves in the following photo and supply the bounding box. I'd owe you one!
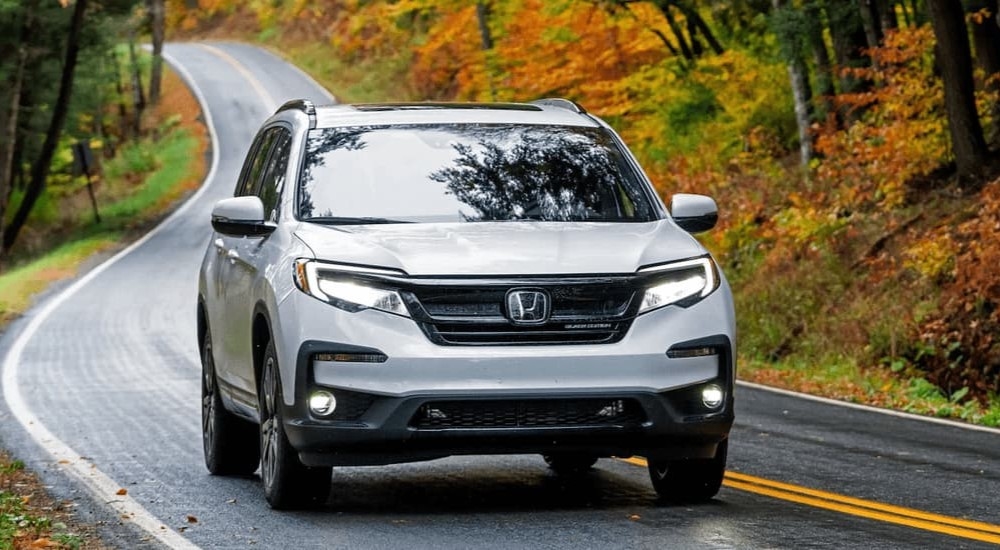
[411,6,487,100]
[815,26,947,211]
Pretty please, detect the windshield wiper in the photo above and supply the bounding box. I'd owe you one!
[304,216,414,225]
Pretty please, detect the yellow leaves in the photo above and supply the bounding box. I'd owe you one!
[903,233,955,282]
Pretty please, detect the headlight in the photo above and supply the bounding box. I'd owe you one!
[638,256,719,313]
[294,260,410,317]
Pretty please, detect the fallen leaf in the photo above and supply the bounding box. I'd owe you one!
[226,498,236,504]
[116,488,128,496]
[628,514,641,521]
[186,515,198,524]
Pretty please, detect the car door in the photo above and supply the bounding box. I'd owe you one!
[215,128,280,400]
[220,127,293,404]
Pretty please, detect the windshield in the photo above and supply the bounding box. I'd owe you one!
[297,124,658,223]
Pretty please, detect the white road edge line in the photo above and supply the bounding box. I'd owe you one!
[737,380,1000,435]
[0,47,223,550]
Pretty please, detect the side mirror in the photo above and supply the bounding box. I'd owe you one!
[670,193,718,233]
[211,196,275,237]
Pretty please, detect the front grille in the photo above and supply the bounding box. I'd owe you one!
[410,398,646,429]
[328,389,376,421]
[405,280,638,346]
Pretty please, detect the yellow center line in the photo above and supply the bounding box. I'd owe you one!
[621,457,1000,545]
[197,44,277,112]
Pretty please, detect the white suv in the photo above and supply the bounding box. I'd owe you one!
[198,98,736,509]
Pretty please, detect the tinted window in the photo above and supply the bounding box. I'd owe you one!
[257,129,292,222]
[237,128,278,197]
[297,124,657,223]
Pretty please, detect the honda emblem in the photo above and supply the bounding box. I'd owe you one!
[506,289,551,325]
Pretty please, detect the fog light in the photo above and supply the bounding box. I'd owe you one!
[309,391,337,416]
[701,384,724,409]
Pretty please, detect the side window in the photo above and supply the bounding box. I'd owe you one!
[257,129,292,223]
[235,128,278,197]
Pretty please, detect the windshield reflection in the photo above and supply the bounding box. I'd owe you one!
[297,124,654,223]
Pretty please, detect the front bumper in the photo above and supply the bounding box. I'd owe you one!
[283,334,734,467]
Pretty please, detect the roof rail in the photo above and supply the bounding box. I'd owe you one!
[277,99,315,116]
[277,99,317,127]
[530,98,586,114]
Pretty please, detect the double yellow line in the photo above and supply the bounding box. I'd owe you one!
[622,458,1000,545]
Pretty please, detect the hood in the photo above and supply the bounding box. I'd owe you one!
[293,220,706,276]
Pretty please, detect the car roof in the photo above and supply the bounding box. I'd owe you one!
[311,101,600,129]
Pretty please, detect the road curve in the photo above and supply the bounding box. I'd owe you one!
[1,42,998,549]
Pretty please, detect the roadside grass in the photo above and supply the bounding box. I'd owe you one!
[278,41,418,103]
[740,356,1000,427]
[0,236,117,327]
[0,453,95,550]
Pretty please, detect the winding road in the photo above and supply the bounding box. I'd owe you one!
[1,42,998,549]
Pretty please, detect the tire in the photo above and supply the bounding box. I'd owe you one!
[543,454,598,475]
[202,329,260,475]
[259,341,332,509]
[647,439,727,503]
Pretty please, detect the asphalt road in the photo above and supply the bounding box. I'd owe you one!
[1,42,998,549]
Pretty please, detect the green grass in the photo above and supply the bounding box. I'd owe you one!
[739,355,1000,427]
[0,236,117,324]
[273,40,418,103]
[0,458,81,550]
[99,130,196,225]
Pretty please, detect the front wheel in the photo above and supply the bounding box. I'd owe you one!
[648,439,727,503]
[259,341,331,509]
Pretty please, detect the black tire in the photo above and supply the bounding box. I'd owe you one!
[202,329,260,475]
[543,454,599,475]
[648,439,727,503]
[259,341,331,510]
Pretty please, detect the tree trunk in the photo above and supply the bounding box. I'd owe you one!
[616,2,682,57]
[113,50,131,141]
[858,0,885,49]
[686,15,705,56]
[0,47,27,258]
[927,0,989,177]
[3,0,89,252]
[805,1,837,120]
[829,2,873,121]
[774,0,815,167]
[148,0,165,106]
[967,0,1000,146]
[128,35,145,137]
[657,3,695,60]
[676,2,724,55]
[879,0,899,30]
[475,2,497,101]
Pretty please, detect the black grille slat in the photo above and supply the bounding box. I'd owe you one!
[405,280,638,346]
[410,398,646,429]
